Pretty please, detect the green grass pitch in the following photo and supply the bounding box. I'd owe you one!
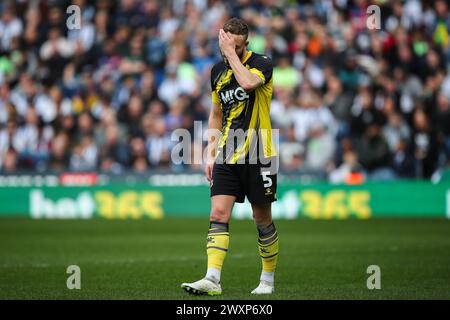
[0,218,449,299]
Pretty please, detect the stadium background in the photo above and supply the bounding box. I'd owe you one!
[0,0,450,299]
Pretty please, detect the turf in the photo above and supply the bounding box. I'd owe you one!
[0,218,449,299]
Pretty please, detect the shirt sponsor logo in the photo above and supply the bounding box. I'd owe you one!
[220,87,249,104]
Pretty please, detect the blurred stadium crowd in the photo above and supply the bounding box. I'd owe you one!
[0,0,450,182]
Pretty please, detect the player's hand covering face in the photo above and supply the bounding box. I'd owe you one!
[219,29,248,65]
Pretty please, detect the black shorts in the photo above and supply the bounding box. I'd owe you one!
[210,163,277,204]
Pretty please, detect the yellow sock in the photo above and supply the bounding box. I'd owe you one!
[257,222,279,274]
[207,222,229,271]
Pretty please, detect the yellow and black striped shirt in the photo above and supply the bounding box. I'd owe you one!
[211,51,277,164]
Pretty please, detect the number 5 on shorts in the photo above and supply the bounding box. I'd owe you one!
[261,171,272,188]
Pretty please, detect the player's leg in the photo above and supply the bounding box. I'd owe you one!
[246,164,278,294]
[251,203,278,294]
[181,195,235,296]
[181,164,241,295]
[205,194,235,284]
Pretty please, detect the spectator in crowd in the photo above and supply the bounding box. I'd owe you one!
[350,87,384,136]
[69,134,98,171]
[48,132,70,171]
[0,118,19,168]
[323,75,353,139]
[391,138,416,178]
[291,90,337,143]
[412,108,439,178]
[143,114,171,168]
[279,124,304,171]
[15,107,53,170]
[129,135,148,172]
[39,28,75,83]
[99,124,130,170]
[273,55,301,91]
[356,124,394,180]
[382,112,411,152]
[329,150,364,184]
[434,92,450,164]
[0,5,23,52]
[304,122,336,171]
[1,148,18,172]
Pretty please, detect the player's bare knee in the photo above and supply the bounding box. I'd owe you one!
[210,206,230,223]
[251,205,272,225]
[253,214,271,226]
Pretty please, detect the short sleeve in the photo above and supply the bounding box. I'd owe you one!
[249,55,273,85]
[212,90,220,104]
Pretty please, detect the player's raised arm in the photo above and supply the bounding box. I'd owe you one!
[218,29,263,92]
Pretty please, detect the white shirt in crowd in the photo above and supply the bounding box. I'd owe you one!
[40,37,75,60]
[0,16,23,51]
[291,106,337,142]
